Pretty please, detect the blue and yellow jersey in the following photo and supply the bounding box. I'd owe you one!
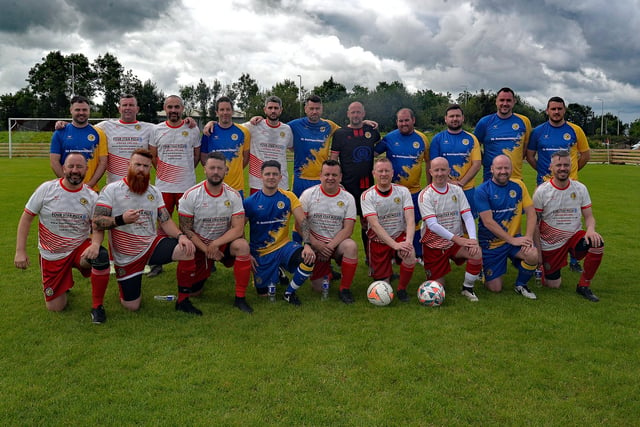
[429,129,481,190]
[528,121,589,186]
[201,123,250,192]
[474,113,531,181]
[288,117,339,182]
[243,188,300,257]
[475,178,532,249]
[374,129,429,194]
[50,124,107,185]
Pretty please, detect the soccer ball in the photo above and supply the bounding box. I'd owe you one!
[417,280,446,307]
[367,281,394,306]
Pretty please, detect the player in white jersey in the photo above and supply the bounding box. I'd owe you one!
[177,152,253,314]
[15,153,111,322]
[361,157,417,302]
[243,96,293,193]
[418,157,482,301]
[150,95,201,214]
[533,150,603,302]
[93,149,196,312]
[299,160,359,304]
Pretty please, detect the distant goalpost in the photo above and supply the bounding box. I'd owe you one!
[6,117,107,158]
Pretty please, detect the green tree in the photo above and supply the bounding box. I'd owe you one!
[195,78,213,122]
[27,51,94,117]
[93,53,124,118]
[269,79,300,122]
[629,119,640,141]
[313,76,348,103]
[566,103,595,135]
[179,84,197,116]
[136,79,164,123]
[0,89,38,130]
[232,73,259,114]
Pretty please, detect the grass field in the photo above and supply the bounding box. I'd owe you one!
[1,158,639,425]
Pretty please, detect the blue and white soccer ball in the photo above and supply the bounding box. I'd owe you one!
[417,280,445,307]
[367,280,394,306]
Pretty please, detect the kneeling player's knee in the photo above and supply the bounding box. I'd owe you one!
[90,247,111,271]
[545,269,561,281]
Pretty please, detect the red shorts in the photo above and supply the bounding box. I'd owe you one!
[368,233,406,280]
[542,230,586,275]
[114,235,164,280]
[40,239,92,301]
[422,244,465,280]
[162,192,183,215]
[310,253,344,281]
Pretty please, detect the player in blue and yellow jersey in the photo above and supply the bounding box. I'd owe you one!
[200,96,250,196]
[374,107,430,258]
[475,155,539,299]
[49,95,107,189]
[474,87,531,182]
[526,96,591,186]
[243,160,316,305]
[288,95,340,196]
[429,104,481,216]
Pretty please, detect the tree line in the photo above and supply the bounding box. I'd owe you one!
[1,50,638,143]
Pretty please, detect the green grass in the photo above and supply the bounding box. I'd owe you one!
[1,158,639,425]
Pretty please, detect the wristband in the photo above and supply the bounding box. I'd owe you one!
[115,214,125,227]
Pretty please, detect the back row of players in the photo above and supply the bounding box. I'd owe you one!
[14,89,604,323]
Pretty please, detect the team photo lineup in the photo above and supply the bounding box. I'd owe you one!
[15,87,606,323]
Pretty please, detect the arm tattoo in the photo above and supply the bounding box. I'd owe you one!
[179,215,195,239]
[158,207,172,224]
[93,205,115,230]
[300,217,311,243]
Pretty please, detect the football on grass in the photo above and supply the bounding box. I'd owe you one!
[367,281,394,306]
[417,280,445,307]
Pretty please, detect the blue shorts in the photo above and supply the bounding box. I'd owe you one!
[253,241,302,289]
[293,177,319,197]
[482,242,522,281]
[463,187,477,218]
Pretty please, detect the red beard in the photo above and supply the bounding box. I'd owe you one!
[127,169,150,195]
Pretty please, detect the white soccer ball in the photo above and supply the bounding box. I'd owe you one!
[417,280,445,307]
[367,280,394,306]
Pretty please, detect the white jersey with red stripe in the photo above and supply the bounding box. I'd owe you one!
[299,184,356,243]
[418,183,471,250]
[533,178,592,251]
[243,120,293,191]
[151,121,200,193]
[178,181,245,244]
[24,178,97,261]
[361,184,414,242]
[95,120,154,184]
[96,179,165,265]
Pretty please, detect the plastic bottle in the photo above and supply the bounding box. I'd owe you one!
[154,294,177,301]
[267,284,276,302]
[534,268,542,286]
[321,276,330,300]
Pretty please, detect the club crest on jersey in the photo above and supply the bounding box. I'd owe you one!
[452,195,457,202]
[509,190,517,198]
[280,131,285,138]
[231,134,239,141]
[87,134,96,142]
[224,200,231,207]
[147,194,154,201]
[337,201,344,207]
[365,132,372,139]
[462,138,470,145]
[394,197,401,204]
[135,125,141,130]
[570,192,576,199]
[80,197,88,205]
[413,142,420,149]
[277,201,285,209]
[320,126,326,133]
[512,124,520,130]
[182,131,189,137]
[44,287,54,297]
[563,133,571,141]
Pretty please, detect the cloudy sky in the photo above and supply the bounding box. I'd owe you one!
[1,0,639,123]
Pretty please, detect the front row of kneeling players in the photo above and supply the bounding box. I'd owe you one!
[15,148,604,323]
